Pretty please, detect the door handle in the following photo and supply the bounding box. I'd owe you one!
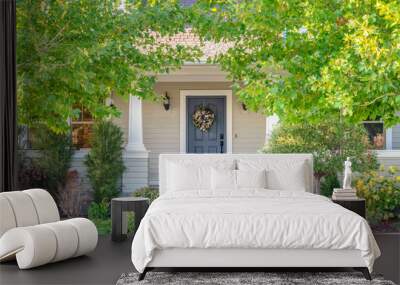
[219,134,224,153]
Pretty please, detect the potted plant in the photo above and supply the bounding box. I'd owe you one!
[355,166,400,284]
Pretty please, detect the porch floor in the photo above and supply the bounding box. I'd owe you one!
[0,235,133,285]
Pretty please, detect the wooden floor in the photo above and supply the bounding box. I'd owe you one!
[0,235,134,285]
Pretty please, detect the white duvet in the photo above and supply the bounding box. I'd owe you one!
[131,190,380,273]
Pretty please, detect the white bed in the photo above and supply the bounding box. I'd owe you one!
[131,154,380,280]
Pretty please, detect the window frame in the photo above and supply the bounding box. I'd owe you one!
[362,120,387,150]
[71,105,94,149]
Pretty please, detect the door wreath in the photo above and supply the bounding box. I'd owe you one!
[192,106,215,132]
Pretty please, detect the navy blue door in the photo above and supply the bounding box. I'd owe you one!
[187,96,226,153]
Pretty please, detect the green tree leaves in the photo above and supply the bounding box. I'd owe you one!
[192,0,400,126]
[18,0,399,131]
[17,0,200,133]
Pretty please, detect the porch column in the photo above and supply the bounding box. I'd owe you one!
[123,95,149,194]
[265,115,279,143]
[126,95,147,152]
[386,127,393,150]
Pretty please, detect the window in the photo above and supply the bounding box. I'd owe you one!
[363,121,385,150]
[71,105,94,148]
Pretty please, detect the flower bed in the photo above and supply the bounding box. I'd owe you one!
[355,165,400,232]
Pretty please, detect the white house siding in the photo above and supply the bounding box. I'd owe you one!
[392,123,400,150]
[143,82,267,185]
[232,96,266,153]
[69,151,92,193]
[143,83,180,185]
[377,151,400,170]
[122,156,149,192]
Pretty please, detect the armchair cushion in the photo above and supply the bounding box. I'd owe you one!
[24,188,60,223]
[0,196,17,237]
[0,218,97,269]
[0,189,98,269]
[1,191,40,228]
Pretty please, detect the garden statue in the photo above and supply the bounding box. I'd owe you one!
[342,157,352,190]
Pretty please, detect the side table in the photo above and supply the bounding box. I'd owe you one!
[332,198,366,218]
[111,197,150,242]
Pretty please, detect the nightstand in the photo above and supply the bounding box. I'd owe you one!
[111,197,150,242]
[332,198,366,218]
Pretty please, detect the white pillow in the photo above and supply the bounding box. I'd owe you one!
[266,165,306,191]
[167,163,209,191]
[211,168,236,190]
[237,158,308,191]
[236,169,267,189]
[167,160,235,192]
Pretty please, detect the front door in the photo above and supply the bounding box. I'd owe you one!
[187,96,226,153]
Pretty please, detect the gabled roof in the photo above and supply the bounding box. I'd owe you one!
[156,28,232,62]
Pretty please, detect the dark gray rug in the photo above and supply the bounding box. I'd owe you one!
[116,272,396,285]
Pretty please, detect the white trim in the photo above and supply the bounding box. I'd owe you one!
[386,127,393,150]
[123,151,149,159]
[126,95,148,153]
[157,65,230,82]
[179,90,233,153]
[376,150,400,158]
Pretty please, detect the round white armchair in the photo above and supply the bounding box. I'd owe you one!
[0,189,98,269]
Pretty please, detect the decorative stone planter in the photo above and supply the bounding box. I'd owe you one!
[373,232,400,284]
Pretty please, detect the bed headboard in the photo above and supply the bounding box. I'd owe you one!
[159,154,314,195]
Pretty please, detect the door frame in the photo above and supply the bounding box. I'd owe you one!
[186,96,226,154]
[180,90,232,153]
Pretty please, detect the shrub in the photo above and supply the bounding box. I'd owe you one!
[320,174,340,198]
[31,127,74,196]
[88,200,110,220]
[17,127,76,215]
[17,153,47,190]
[85,121,125,203]
[355,166,400,224]
[133,187,159,203]
[263,120,378,193]
[88,200,134,236]
[88,201,111,235]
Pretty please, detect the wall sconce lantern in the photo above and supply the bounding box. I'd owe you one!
[241,103,247,111]
[163,93,170,111]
